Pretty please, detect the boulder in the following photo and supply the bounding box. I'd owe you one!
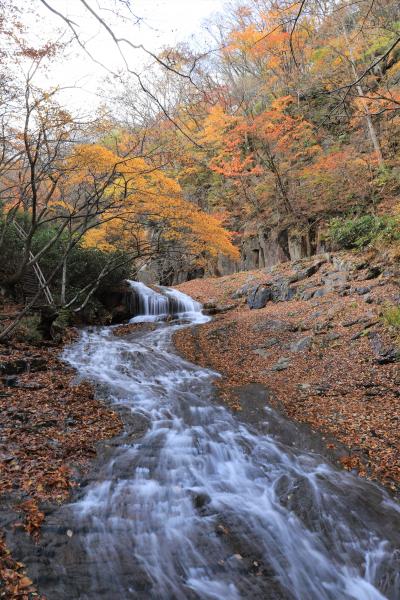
[322,271,349,292]
[270,277,297,302]
[355,286,371,295]
[248,285,272,309]
[294,259,326,282]
[365,266,382,280]
[290,336,313,352]
[231,282,257,300]
[254,337,279,349]
[98,281,137,323]
[331,256,356,272]
[368,332,399,364]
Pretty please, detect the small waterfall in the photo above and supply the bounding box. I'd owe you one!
[127,280,204,323]
[127,281,169,321]
[30,289,400,600]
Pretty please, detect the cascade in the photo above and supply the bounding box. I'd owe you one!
[26,288,400,600]
[127,280,203,323]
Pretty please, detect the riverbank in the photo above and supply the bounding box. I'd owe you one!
[0,322,122,598]
[175,250,400,494]
[4,301,399,600]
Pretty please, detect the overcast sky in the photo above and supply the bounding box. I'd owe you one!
[32,0,225,110]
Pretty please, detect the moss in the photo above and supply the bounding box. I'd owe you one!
[382,305,400,330]
[13,315,43,344]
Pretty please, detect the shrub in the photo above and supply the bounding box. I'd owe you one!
[382,305,400,331]
[328,214,400,250]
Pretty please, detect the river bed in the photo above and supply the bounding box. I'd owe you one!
[12,285,400,599]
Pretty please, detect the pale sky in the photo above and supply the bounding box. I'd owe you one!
[29,0,225,111]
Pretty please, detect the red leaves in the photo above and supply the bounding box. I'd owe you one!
[18,499,44,539]
[0,533,38,599]
[0,337,123,598]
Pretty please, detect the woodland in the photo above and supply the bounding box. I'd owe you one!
[0,1,400,598]
[0,0,399,337]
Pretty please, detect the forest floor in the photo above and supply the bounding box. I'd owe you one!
[0,249,399,597]
[175,250,400,496]
[0,309,122,598]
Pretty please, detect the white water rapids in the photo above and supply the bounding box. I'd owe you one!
[36,283,400,599]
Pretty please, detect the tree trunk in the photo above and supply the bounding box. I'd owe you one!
[343,26,384,167]
[61,257,67,305]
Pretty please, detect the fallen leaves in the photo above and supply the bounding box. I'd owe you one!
[0,333,123,598]
[176,255,400,494]
[0,533,38,599]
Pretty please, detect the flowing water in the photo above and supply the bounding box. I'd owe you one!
[30,283,400,599]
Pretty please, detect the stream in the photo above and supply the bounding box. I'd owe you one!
[25,284,400,599]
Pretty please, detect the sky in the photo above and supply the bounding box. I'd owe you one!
[31,0,225,111]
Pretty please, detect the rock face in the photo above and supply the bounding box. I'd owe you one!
[98,281,137,324]
[240,224,329,272]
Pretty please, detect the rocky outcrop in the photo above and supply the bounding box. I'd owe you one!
[97,281,137,324]
[240,254,390,310]
[240,223,329,272]
[246,258,327,309]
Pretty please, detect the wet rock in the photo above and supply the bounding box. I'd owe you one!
[290,336,312,352]
[192,492,211,509]
[215,524,229,536]
[248,285,272,309]
[271,357,291,371]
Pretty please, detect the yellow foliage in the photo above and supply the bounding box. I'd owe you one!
[67,143,239,262]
